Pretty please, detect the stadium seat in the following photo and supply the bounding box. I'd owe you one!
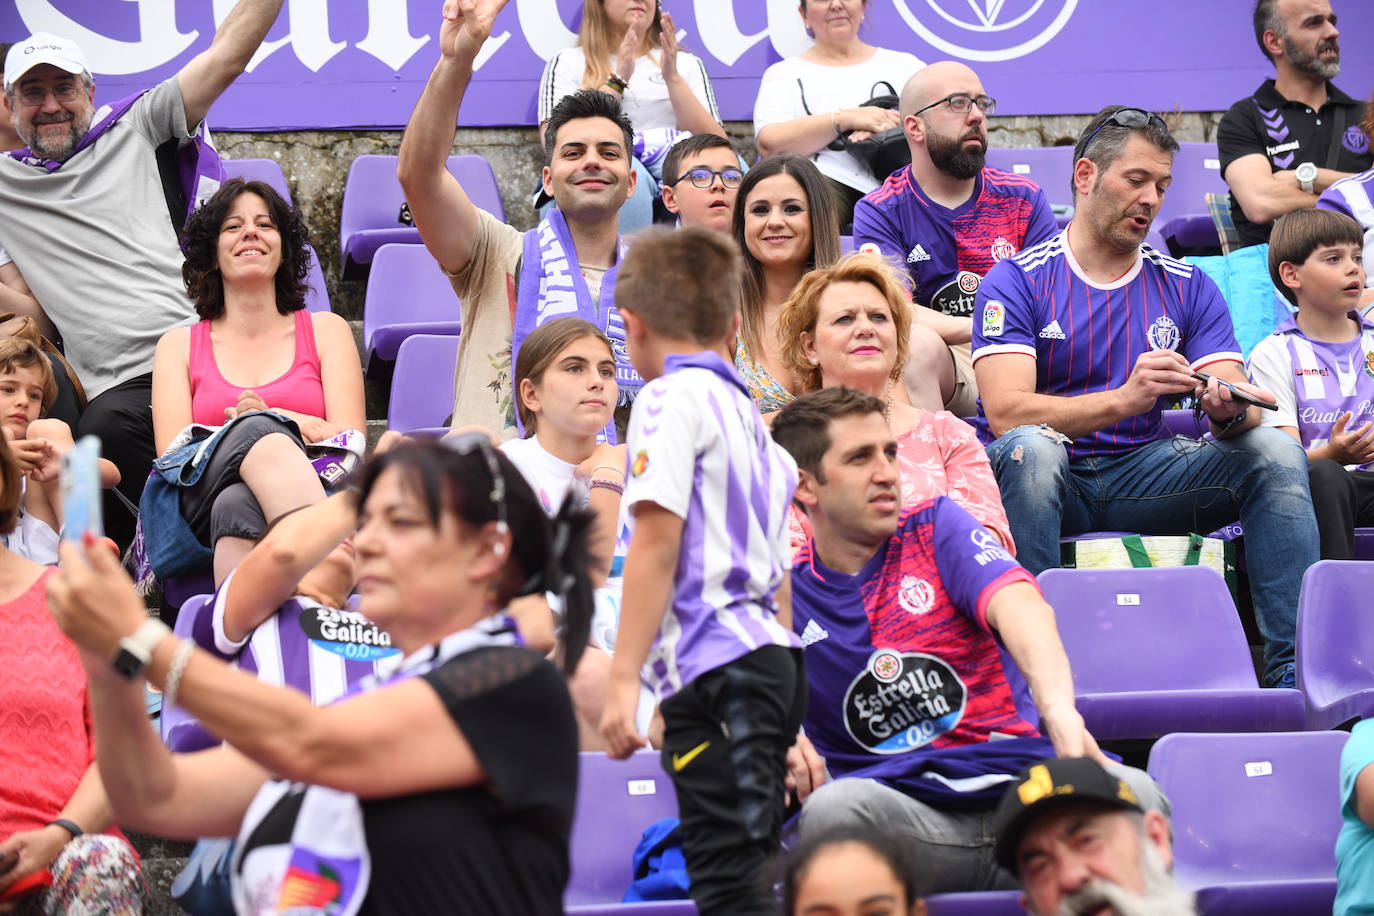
[1158,142,1227,254]
[1038,567,1305,739]
[839,235,855,254]
[1296,559,1374,729]
[985,146,1074,213]
[567,751,684,908]
[387,334,460,433]
[220,157,332,313]
[566,906,696,915]
[1205,191,1242,255]
[923,891,1023,915]
[1148,730,1347,915]
[1358,529,1374,561]
[339,153,504,280]
[1160,408,1205,438]
[363,243,462,371]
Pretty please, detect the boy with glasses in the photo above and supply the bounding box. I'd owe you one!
[660,133,743,234]
[854,61,1056,417]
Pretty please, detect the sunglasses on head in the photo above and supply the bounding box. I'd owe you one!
[1075,108,1169,161]
[443,430,509,543]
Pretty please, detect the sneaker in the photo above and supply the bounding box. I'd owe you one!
[1268,663,1296,690]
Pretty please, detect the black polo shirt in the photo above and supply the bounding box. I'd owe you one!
[1217,78,1372,248]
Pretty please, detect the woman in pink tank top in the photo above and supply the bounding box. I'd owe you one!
[152,179,364,582]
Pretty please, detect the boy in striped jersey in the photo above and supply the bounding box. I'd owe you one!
[600,227,804,916]
[1317,164,1374,310]
[973,106,1319,689]
[1248,208,1373,559]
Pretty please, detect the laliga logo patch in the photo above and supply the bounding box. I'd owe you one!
[632,449,649,477]
[897,575,936,616]
[981,300,1005,337]
[1147,315,1180,352]
[889,0,1078,62]
[990,236,1016,261]
[844,649,967,754]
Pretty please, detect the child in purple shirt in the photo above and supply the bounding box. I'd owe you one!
[600,227,804,916]
[1248,208,1374,559]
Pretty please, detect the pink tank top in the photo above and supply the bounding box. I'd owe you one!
[188,309,327,427]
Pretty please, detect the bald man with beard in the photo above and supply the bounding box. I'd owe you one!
[853,61,1056,417]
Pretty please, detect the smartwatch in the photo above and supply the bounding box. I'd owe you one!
[1296,161,1317,194]
[111,618,172,681]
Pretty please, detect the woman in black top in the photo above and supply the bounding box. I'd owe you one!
[46,436,595,914]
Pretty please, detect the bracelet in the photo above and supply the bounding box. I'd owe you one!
[831,110,844,139]
[46,818,83,840]
[591,464,626,481]
[163,639,196,711]
[589,478,625,496]
[605,73,628,93]
[1209,406,1250,435]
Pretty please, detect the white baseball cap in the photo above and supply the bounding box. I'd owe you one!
[4,33,88,92]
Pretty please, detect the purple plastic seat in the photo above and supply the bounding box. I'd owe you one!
[1160,408,1206,439]
[923,890,1023,915]
[1158,142,1228,254]
[985,146,1074,211]
[1148,730,1347,915]
[161,593,218,752]
[1356,529,1374,560]
[1038,567,1305,739]
[339,153,504,280]
[566,906,696,915]
[839,234,855,254]
[363,243,462,371]
[1297,560,1374,729]
[387,334,460,433]
[567,751,683,907]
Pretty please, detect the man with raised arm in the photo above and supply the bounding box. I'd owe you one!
[0,3,287,547]
[974,106,1320,689]
[399,0,642,437]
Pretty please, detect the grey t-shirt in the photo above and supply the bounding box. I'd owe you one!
[0,78,197,397]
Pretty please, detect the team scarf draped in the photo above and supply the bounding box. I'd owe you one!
[7,89,222,226]
[230,613,523,916]
[513,208,641,442]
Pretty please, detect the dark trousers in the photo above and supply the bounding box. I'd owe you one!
[1309,458,1374,560]
[75,373,154,551]
[659,645,806,916]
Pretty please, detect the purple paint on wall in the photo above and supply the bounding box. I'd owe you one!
[2,1,1372,131]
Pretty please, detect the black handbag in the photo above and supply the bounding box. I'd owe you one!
[798,79,908,181]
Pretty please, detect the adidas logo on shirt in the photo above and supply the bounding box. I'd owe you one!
[1038,319,1066,340]
[907,244,932,263]
[800,619,829,647]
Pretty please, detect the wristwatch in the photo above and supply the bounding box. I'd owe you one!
[111,618,172,680]
[1296,161,1317,194]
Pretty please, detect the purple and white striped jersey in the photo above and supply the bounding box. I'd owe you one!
[194,570,400,705]
[623,350,801,699]
[1317,168,1374,289]
[971,229,1243,458]
[1247,312,1374,469]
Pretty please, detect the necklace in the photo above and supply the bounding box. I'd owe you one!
[883,384,893,423]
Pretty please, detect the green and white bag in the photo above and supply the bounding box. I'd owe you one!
[1060,533,1239,599]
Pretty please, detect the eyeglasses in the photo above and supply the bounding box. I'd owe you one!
[1075,108,1169,160]
[443,430,509,543]
[16,83,84,107]
[669,166,745,190]
[912,93,997,118]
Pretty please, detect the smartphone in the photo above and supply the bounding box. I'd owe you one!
[60,435,104,542]
[1191,372,1279,411]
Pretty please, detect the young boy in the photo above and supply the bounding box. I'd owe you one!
[660,133,742,234]
[600,226,804,915]
[0,337,119,562]
[1248,208,1372,559]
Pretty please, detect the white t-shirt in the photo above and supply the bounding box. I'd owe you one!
[0,242,10,268]
[538,46,719,133]
[753,47,923,194]
[502,434,579,516]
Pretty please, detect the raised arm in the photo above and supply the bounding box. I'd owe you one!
[985,580,1105,763]
[177,0,286,130]
[657,13,725,138]
[397,0,509,276]
[0,261,56,339]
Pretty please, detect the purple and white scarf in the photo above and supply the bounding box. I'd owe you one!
[513,208,641,441]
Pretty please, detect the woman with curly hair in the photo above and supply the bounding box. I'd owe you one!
[151,178,364,582]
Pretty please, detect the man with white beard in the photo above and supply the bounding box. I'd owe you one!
[995,757,1197,916]
[1217,0,1371,249]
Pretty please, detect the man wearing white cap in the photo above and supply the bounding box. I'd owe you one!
[0,1,285,548]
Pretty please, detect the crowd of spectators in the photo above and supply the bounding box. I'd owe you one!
[2,0,1374,913]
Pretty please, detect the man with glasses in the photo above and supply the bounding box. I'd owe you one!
[973,106,1319,690]
[1218,0,1370,248]
[0,8,285,550]
[853,61,1056,417]
[660,134,742,234]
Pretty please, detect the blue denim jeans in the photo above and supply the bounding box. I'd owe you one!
[985,425,1319,685]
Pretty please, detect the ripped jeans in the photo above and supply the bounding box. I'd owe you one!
[985,424,1318,685]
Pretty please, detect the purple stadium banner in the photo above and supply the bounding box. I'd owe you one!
[3,1,1372,130]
